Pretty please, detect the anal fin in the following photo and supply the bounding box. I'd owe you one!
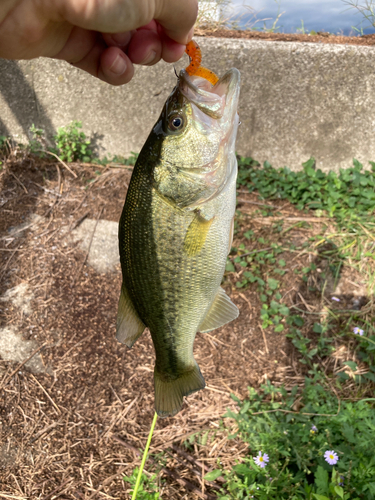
[154,362,205,418]
[183,212,214,257]
[199,287,239,333]
[116,284,145,348]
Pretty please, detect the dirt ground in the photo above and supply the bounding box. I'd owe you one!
[197,27,375,47]
[0,148,372,499]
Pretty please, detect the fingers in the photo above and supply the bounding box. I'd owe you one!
[102,31,133,49]
[158,28,187,64]
[55,27,134,85]
[154,0,198,45]
[125,24,161,65]
[55,0,197,45]
[52,0,199,85]
[54,23,183,86]
[98,46,134,85]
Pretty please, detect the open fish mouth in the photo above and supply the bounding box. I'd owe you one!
[178,68,240,122]
[173,68,240,206]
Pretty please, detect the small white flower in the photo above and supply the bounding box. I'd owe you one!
[253,451,269,468]
[353,327,364,336]
[324,450,339,465]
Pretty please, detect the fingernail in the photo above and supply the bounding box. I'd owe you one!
[140,50,157,65]
[109,53,127,75]
[186,27,194,44]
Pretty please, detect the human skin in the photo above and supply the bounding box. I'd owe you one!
[0,0,198,85]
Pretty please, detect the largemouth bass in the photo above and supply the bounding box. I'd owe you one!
[117,63,240,418]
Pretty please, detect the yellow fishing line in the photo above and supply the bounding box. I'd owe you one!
[131,412,158,500]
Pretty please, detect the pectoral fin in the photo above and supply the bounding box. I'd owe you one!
[199,287,239,333]
[183,212,214,256]
[116,284,145,348]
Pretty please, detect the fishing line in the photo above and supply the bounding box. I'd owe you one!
[131,411,158,499]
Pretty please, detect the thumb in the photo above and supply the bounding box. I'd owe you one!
[152,0,198,44]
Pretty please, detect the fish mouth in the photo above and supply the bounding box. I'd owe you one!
[178,68,240,121]
[172,68,240,207]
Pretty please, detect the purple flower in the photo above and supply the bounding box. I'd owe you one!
[324,450,339,465]
[331,296,340,302]
[339,475,344,486]
[353,327,364,336]
[310,425,318,433]
[253,451,269,468]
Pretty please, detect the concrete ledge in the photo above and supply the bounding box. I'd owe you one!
[1,37,375,171]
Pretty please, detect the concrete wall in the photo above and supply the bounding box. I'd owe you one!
[1,37,375,171]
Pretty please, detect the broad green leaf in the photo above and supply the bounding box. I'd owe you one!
[294,316,304,327]
[225,262,235,272]
[313,323,323,334]
[233,464,252,476]
[204,470,222,481]
[267,278,279,290]
[343,361,358,371]
[334,486,344,499]
[315,466,329,495]
[279,305,290,316]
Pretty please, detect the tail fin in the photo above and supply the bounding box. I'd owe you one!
[154,363,206,418]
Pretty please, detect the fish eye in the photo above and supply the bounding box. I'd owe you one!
[168,114,185,132]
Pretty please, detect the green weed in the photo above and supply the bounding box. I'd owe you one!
[51,121,92,162]
[209,380,375,499]
[93,151,139,166]
[217,156,375,499]
[24,122,93,162]
[237,156,375,230]
[342,0,375,31]
[29,123,47,156]
[0,135,8,150]
[296,19,308,34]
[123,467,160,499]
[0,135,9,167]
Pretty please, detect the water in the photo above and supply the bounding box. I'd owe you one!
[230,0,375,35]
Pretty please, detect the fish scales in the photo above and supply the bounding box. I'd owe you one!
[117,67,240,417]
[120,164,233,368]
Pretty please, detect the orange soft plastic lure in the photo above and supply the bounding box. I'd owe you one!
[185,40,219,86]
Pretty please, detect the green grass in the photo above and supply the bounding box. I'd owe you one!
[212,156,375,499]
[237,156,375,227]
[230,154,374,341]
[210,379,375,499]
[123,467,161,499]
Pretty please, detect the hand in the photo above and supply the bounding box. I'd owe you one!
[0,0,198,85]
